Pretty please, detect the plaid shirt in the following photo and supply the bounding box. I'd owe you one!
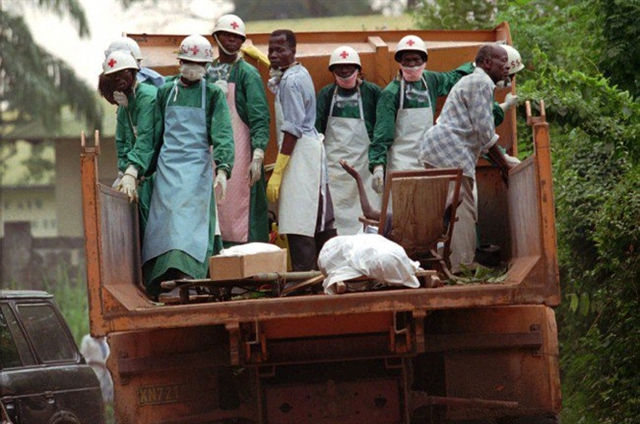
[419,67,499,179]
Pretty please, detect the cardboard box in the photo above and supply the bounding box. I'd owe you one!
[209,248,287,281]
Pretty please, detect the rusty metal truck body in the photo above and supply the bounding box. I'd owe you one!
[82,23,561,423]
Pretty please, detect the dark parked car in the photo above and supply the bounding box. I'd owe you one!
[0,290,105,424]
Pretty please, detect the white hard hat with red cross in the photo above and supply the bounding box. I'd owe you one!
[213,14,246,39]
[328,46,361,70]
[105,37,143,61]
[177,34,213,63]
[103,50,139,75]
[395,35,428,62]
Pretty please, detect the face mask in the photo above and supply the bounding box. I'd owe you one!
[335,70,359,89]
[269,68,284,79]
[401,64,426,82]
[268,68,284,94]
[180,63,206,81]
[496,78,512,88]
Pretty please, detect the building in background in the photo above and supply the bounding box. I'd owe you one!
[1,106,118,288]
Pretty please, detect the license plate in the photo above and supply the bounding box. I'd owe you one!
[138,384,181,405]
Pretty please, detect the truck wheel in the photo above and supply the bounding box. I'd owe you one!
[49,411,81,424]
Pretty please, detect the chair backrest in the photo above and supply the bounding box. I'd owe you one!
[378,168,463,262]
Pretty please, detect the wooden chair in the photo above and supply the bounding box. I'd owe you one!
[360,168,463,279]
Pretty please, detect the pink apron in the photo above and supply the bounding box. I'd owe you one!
[217,82,252,243]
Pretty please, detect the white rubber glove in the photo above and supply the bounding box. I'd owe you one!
[111,171,124,188]
[247,148,264,187]
[213,80,228,96]
[113,91,128,107]
[504,153,521,166]
[372,165,385,195]
[500,92,518,112]
[214,170,228,201]
[116,165,138,203]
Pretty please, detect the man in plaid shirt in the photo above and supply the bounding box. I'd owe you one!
[419,44,514,274]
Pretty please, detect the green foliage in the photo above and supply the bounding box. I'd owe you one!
[34,0,91,37]
[1,3,102,132]
[413,1,640,421]
[595,0,640,98]
[233,0,374,21]
[412,0,508,29]
[447,265,509,285]
[502,0,639,99]
[515,47,640,423]
[497,0,601,73]
[42,263,89,347]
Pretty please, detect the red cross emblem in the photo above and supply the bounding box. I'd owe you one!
[340,50,349,59]
[190,45,200,55]
[407,39,415,46]
[108,58,117,68]
[230,21,239,29]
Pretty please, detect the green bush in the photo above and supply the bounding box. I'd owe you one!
[415,0,640,419]
[515,47,640,424]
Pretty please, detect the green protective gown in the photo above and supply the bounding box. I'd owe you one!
[493,101,505,127]
[143,79,235,298]
[368,62,476,172]
[315,79,382,140]
[207,58,271,246]
[114,82,159,242]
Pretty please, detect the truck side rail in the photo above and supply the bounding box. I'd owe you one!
[81,100,559,337]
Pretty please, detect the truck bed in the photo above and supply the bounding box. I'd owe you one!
[81,109,558,338]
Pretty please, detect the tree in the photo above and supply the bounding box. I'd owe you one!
[412,0,508,30]
[595,0,640,98]
[502,2,639,422]
[1,0,102,132]
[411,1,640,422]
[233,0,374,21]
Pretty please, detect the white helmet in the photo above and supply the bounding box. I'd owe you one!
[328,46,361,70]
[502,44,524,75]
[395,35,428,62]
[177,34,213,63]
[105,37,143,61]
[103,50,139,75]
[213,14,246,39]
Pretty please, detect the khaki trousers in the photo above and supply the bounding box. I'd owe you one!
[449,176,476,273]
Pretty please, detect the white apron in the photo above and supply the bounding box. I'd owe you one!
[274,95,323,236]
[143,80,212,263]
[324,87,381,235]
[387,77,434,172]
[216,81,252,243]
